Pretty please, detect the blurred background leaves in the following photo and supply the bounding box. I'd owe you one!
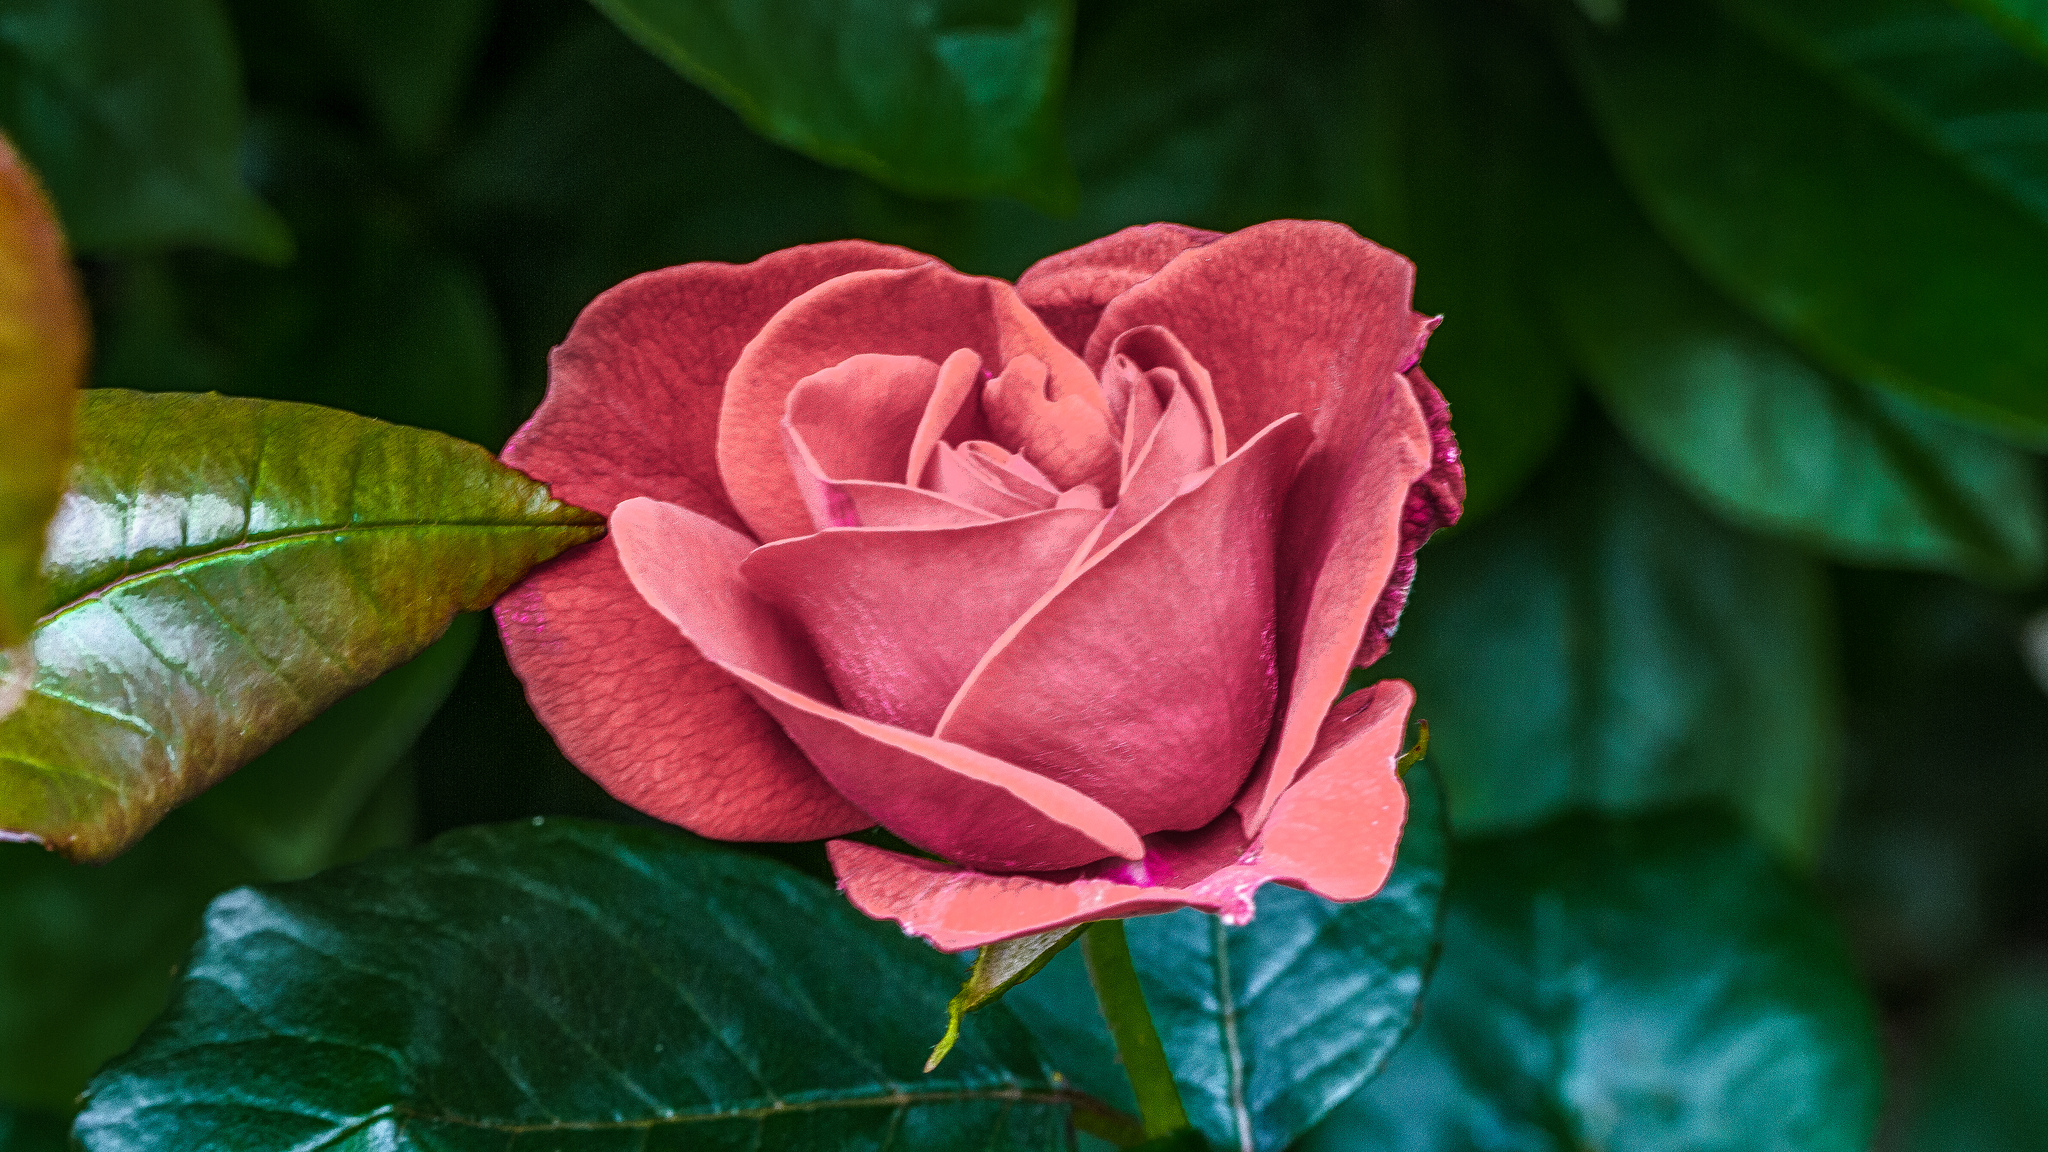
[0,0,2042,1147]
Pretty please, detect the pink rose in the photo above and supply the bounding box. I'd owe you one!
[497,221,1462,950]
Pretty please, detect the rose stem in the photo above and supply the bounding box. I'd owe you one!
[1082,918,1192,1141]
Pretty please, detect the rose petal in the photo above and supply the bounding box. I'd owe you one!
[784,354,941,484]
[1095,376,1213,549]
[1016,222,1224,353]
[1101,325,1227,463]
[1079,221,1439,834]
[495,544,869,840]
[721,264,1102,543]
[981,355,1120,492]
[935,416,1313,836]
[907,348,988,488]
[739,508,1105,735]
[498,243,923,840]
[783,422,999,530]
[612,497,1142,872]
[831,679,1415,951]
[1355,367,1466,668]
[931,443,1057,517]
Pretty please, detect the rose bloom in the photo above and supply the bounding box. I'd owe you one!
[497,222,1462,950]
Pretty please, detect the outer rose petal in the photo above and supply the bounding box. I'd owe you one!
[1356,368,1466,669]
[1081,221,1438,833]
[498,242,924,840]
[612,498,1143,872]
[1016,223,1223,354]
[721,263,1104,544]
[831,680,1415,951]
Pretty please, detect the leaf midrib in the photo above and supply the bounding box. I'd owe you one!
[38,519,594,629]
[287,1085,1099,1138]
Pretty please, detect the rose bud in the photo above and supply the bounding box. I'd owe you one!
[496,221,1463,950]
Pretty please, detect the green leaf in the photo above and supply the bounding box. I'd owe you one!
[0,1107,65,1152]
[0,0,289,259]
[1543,104,2047,583]
[1552,0,2048,445]
[1374,420,1839,861]
[0,624,473,1110]
[1959,0,2048,64]
[0,135,85,658]
[0,390,601,862]
[75,819,1111,1151]
[1299,807,1883,1152]
[1713,0,2048,232]
[1004,764,1449,1151]
[1909,966,2048,1152]
[929,925,1083,1072]
[586,0,1075,211]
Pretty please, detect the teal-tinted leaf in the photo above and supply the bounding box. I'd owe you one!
[0,391,600,862]
[586,0,1074,210]
[853,0,1573,519]
[0,1107,64,1152]
[1552,0,2048,444]
[1005,765,1448,1151]
[1374,420,1839,860]
[1544,108,2046,582]
[0,0,288,259]
[76,819,1111,1151]
[0,627,467,1110]
[1300,807,1883,1152]
[1909,966,2048,1152]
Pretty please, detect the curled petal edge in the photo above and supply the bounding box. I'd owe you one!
[831,679,1414,952]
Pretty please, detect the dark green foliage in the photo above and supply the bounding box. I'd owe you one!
[0,0,288,258]
[1301,808,1883,1152]
[74,819,1094,1151]
[1909,966,2048,1152]
[588,0,1076,210]
[1374,421,1838,860]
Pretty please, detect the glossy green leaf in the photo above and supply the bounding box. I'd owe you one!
[0,135,84,660]
[0,622,472,1110]
[0,0,288,259]
[1373,421,1839,860]
[1909,966,2048,1152]
[1553,0,2048,445]
[1544,108,2046,583]
[75,819,1114,1151]
[1300,807,1883,1152]
[0,391,600,862]
[587,0,1075,210]
[1005,765,1448,1151]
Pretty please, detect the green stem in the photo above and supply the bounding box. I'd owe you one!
[1083,919,1192,1142]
